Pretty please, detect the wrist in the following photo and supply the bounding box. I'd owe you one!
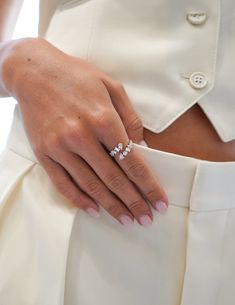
[0,37,46,98]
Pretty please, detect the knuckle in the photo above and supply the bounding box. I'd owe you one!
[128,198,145,213]
[126,162,148,180]
[45,133,63,154]
[127,115,143,133]
[112,81,124,92]
[85,180,103,198]
[108,174,127,191]
[107,202,122,217]
[56,181,81,206]
[56,180,72,198]
[65,127,82,144]
[63,125,85,148]
[144,188,158,201]
[95,110,114,131]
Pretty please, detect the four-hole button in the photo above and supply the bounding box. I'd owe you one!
[189,72,208,89]
[187,12,207,25]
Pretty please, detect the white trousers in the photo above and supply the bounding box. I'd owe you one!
[1,104,235,305]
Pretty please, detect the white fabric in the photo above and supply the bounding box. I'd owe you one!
[1,104,235,304]
[1,2,235,303]
[1,1,235,142]
[39,0,235,142]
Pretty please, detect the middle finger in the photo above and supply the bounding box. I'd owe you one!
[66,134,154,226]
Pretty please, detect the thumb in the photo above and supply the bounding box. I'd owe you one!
[101,75,148,147]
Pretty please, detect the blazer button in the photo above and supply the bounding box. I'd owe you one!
[187,12,207,25]
[189,72,208,89]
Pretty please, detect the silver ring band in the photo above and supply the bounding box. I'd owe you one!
[109,142,123,157]
[119,139,133,160]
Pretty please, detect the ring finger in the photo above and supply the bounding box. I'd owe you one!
[52,149,136,226]
[64,132,154,226]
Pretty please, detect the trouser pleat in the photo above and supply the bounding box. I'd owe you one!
[179,161,229,305]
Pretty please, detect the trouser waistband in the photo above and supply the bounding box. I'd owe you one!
[6,104,235,212]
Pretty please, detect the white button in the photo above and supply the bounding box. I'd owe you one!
[189,72,208,89]
[187,12,207,25]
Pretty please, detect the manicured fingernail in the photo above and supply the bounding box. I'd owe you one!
[139,140,149,147]
[119,214,134,226]
[154,200,168,214]
[139,214,152,227]
[86,207,100,218]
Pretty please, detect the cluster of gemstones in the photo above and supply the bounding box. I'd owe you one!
[109,140,133,160]
[109,143,123,157]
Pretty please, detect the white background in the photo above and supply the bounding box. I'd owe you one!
[0,0,39,153]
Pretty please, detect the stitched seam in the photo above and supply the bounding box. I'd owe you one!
[186,160,200,211]
[189,207,235,213]
[169,203,189,209]
[174,159,199,305]
[169,203,235,212]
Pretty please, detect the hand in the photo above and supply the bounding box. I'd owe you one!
[2,37,169,227]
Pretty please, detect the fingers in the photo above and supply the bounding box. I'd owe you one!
[101,74,146,145]
[65,130,155,226]
[115,142,169,211]
[34,73,168,227]
[53,149,135,226]
[88,87,169,212]
[38,154,100,218]
[93,113,169,213]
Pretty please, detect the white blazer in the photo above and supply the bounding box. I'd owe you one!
[3,0,235,142]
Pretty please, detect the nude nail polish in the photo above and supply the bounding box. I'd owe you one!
[139,214,152,227]
[86,207,100,218]
[119,215,134,226]
[154,200,168,214]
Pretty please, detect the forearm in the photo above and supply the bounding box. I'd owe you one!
[0,0,23,97]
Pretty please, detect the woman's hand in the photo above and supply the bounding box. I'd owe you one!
[2,37,169,227]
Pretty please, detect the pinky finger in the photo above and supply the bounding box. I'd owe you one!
[39,155,100,218]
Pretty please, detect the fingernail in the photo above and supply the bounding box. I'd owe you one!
[154,200,168,214]
[139,140,149,147]
[139,214,152,227]
[86,207,100,218]
[119,214,134,227]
